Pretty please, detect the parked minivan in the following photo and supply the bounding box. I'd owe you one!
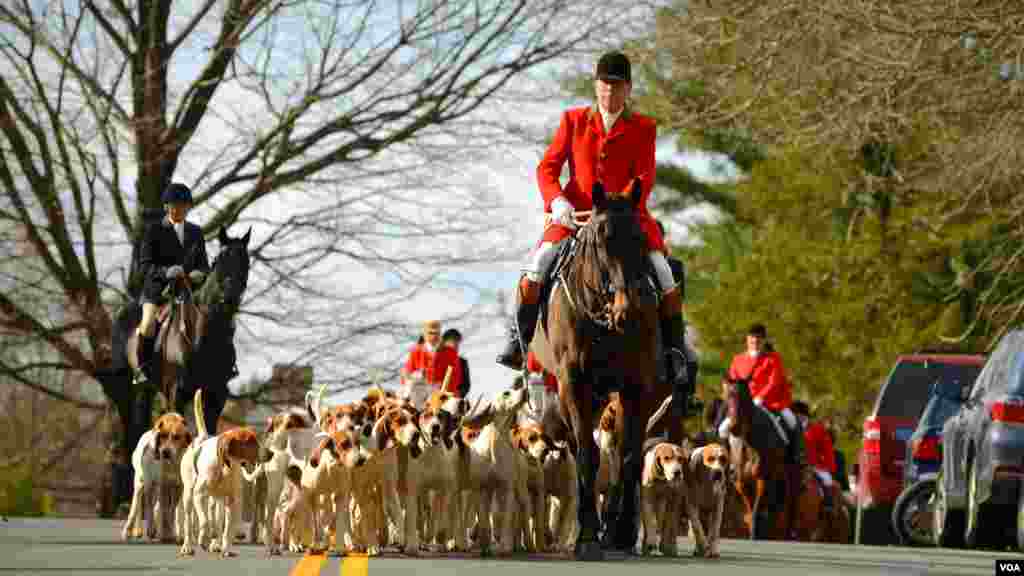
[855,353,985,545]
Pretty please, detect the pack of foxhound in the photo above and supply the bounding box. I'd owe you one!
[121,377,737,559]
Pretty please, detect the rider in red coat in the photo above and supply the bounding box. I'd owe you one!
[719,323,804,465]
[496,52,690,434]
[793,401,837,511]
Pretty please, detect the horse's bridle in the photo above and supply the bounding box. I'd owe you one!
[559,215,652,333]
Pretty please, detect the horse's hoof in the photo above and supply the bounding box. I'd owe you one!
[574,541,604,562]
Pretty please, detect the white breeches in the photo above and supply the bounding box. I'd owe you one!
[400,382,432,409]
[814,469,834,487]
[648,251,676,294]
[523,240,566,282]
[718,407,798,438]
[527,374,546,418]
[523,239,676,294]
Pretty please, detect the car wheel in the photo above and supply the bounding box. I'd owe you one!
[965,460,987,548]
[933,471,965,548]
[892,478,937,547]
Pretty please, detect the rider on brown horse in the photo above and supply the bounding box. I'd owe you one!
[719,323,804,466]
[133,183,210,385]
[495,51,690,430]
[792,400,837,512]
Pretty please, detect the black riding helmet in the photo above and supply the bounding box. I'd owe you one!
[791,400,810,417]
[162,182,194,205]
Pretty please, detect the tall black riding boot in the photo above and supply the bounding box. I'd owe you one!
[663,315,689,444]
[133,334,157,385]
[496,278,541,370]
[788,422,806,466]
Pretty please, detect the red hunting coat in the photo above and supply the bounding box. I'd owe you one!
[536,105,665,253]
[804,421,837,474]
[727,351,793,412]
[403,342,436,382]
[429,346,464,395]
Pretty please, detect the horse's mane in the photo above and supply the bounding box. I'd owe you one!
[194,267,223,307]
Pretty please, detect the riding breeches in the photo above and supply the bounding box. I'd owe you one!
[813,468,834,487]
[523,239,677,294]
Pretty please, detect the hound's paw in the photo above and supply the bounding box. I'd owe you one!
[402,545,419,557]
[221,549,237,558]
[366,545,380,557]
[178,545,194,557]
[208,541,222,554]
[266,546,281,557]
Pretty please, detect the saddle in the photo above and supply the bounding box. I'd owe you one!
[751,404,791,448]
[153,295,198,359]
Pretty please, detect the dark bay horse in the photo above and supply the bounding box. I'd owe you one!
[529,181,660,560]
[109,226,250,431]
[723,376,799,540]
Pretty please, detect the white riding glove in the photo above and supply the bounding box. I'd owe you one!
[753,397,764,407]
[165,265,185,280]
[550,196,577,230]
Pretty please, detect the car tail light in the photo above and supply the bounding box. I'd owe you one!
[991,400,1024,424]
[911,436,940,461]
[863,418,881,454]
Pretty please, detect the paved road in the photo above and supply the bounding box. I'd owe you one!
[0,517,1011,575]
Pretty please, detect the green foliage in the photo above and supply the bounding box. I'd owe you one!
[0,464,54,517]
[686,149,953,443]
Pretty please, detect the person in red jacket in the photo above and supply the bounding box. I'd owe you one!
[494,51,689,405]
[718,323,804,465]
[401,320,442,406]
[430,329,465,397]
[792,401,836,511]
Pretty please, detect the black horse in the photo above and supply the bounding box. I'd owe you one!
[96,226,250,463]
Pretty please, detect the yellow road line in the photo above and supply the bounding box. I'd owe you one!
[341,553,369,576]
[289,553,327,576]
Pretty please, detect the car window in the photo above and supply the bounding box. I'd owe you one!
[918,394,961,429]
[970,330,1024,401]
[1008,350,1024,396]
[876,361,982,418]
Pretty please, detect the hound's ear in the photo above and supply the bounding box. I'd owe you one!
[376,418,393,452]
[629,178,643,208]
[217,435,231,465]
[242,227,252,245]
[592,182,607,211]
[655,454,665,478]
[218,226,230,245]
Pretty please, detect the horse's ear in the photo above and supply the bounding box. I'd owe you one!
[630,178,643,208]
[242,227,252,245]
[218,226,229,245]
[592,182,607,211]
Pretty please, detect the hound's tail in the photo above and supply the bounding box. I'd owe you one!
[304,383,328,428]
[194,389,209,442]
[646,394,675,435]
